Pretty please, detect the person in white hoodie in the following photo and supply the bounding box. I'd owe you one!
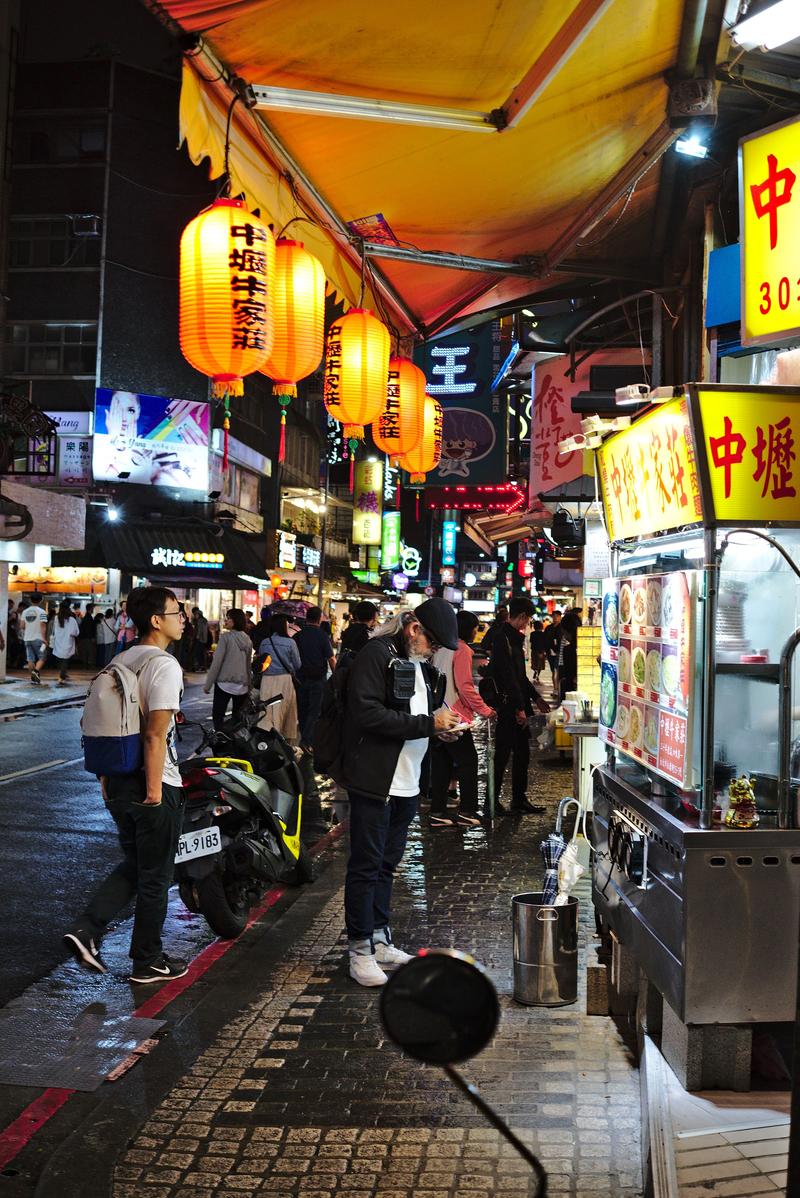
[203,608,253,730]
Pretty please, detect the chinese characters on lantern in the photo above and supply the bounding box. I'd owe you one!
[229,222,270,353]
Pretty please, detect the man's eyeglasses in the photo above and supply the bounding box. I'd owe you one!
[159,608,186,619]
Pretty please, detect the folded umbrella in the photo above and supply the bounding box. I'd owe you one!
[539,796,580,904]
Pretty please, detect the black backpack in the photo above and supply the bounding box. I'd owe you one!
[312,659,351,777]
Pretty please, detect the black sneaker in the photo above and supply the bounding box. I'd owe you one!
[63,929,107,974]
[129,955,189,984]
[510,799,546,815]
[30,669,40,685]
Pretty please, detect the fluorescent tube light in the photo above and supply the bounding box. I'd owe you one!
[731,0,800,50]
[250,85,496,133]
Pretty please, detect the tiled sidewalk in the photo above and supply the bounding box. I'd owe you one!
[112,757,643,1198]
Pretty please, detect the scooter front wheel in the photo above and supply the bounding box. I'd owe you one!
[196,872,250,939]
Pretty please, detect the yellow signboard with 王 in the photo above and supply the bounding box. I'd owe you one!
[597,397,704,542]
[740,115,800,346]
[695,387,800,523]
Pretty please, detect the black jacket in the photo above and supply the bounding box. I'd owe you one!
[490,623,544,714]
[340,633,442,802]
[339,621,371,658]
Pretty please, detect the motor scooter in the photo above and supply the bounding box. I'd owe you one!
[175,697,312,938]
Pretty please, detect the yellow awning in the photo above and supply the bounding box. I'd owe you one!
[158,0,694,335]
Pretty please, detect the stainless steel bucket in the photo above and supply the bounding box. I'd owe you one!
[512,892,578,1006]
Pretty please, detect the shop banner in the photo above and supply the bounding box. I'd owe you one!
[414,325,505,484]
[93,389,210,491]
[597,398,704,542]
[58,436,92,486]
[740,115,800,346]
[694,386,800,524]
[381,510,401,570]
[352,460,384,546]
[599,571,697,788]
[441,518,458,565]
[45,410,92,436]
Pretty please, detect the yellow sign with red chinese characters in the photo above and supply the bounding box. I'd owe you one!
[695,387,800,523]
[740,116,800,346]
[352,459,384,546]
[597,398,704,542]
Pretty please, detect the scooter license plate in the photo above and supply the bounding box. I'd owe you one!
[175,825,222,864]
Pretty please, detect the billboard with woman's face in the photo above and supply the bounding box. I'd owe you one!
[93,389,210,490]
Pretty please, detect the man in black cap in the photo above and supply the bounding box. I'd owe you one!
[339,599,461,987]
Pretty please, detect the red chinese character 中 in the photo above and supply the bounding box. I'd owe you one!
[620,449,640,521]
[752,416,797,500]
[750,153,797,251]
[709,416,746,500]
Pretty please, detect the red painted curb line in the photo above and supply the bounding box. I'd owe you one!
[0,819,347,1171]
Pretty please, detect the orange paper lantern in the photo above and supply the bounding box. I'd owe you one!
[398,395,443,484]
[372,356,426,466]
[323,308,390,443]
[180,197,275,399]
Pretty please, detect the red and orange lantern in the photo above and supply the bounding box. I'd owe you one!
[371,356,426,467]
[398,395,443,484]
[260,238,326,462]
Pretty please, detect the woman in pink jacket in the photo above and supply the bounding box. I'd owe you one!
[430,610,496,827]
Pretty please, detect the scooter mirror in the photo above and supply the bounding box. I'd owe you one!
[379,949,499,1065]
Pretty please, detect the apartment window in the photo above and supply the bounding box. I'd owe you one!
[4,322,98,375]
[13,117,106,165]
[9,216,101,268]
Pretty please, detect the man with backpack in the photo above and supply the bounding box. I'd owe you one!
[335,599,462,987]
[64,586,188,983]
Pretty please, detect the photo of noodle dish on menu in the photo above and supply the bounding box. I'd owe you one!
[602,590,619,645]
[619,582,632,627]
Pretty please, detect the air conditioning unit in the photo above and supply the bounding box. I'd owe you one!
[668,79,717,129]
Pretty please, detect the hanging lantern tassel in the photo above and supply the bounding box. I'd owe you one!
[348,435,360,493]
[222,394,231,471]
[416,490,420,521]
[275,387,295,465]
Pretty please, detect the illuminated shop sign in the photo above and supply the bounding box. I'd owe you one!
[150,548,224,569]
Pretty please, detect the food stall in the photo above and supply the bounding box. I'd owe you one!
[592,384,800,1043]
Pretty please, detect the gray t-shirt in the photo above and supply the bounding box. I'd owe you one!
[117,644,184,787]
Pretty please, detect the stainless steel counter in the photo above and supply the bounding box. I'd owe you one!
[592,764,800,1023]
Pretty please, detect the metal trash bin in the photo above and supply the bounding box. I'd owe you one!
[512,892,578,1006]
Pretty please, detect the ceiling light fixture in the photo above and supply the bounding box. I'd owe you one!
[731,0,800,51]
[250,85,496,132]
[675,135,708,159]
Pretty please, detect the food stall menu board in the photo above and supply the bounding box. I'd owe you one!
[599,571,697,788]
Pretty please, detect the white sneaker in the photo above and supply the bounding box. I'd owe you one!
[349,953,388,987]
[374,941,414,969]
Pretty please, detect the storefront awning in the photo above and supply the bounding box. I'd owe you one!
[148,0,711,336]
[58,522,269,588]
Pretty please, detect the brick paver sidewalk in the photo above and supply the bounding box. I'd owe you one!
[113,756,643,1198]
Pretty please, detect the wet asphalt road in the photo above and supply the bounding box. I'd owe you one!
[0,685,216,1009]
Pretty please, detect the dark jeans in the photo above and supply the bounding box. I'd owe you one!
[193,640,209,672]
[212,684,249,732]
[430,733,479,814]
[297,677,325,747]
[79,775,184,968]
[344,792,417,941]
[493,707,531,807]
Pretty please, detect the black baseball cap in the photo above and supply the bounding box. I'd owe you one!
[414,598,459,651]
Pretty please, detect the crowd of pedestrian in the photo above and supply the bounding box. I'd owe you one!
[50,581,582,991]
